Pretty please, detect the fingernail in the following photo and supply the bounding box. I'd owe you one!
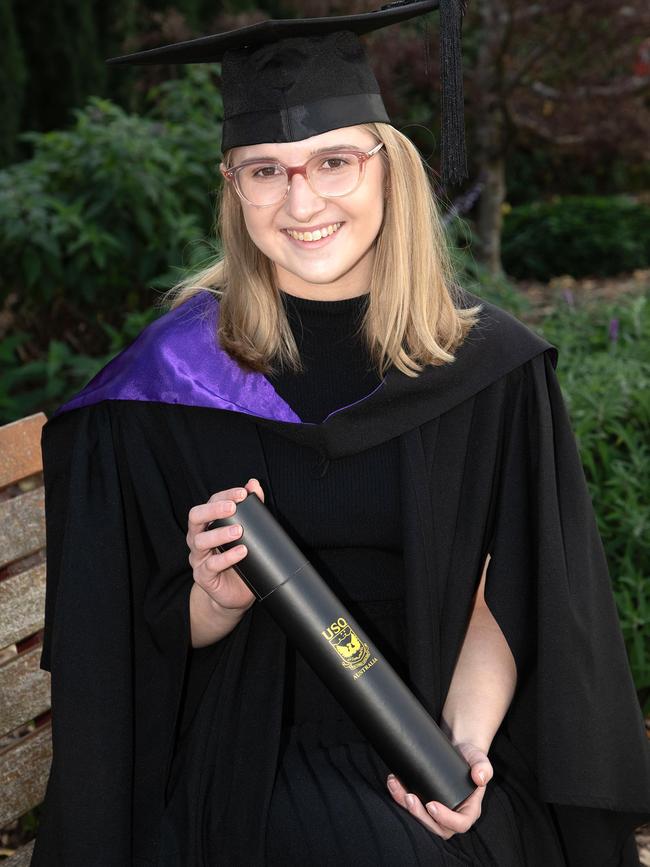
[478,771,486,784]
[427,803,438,816]
[387,776,396,790]
[405,794,415,809]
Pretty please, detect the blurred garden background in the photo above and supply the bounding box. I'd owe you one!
[0,0,649,857]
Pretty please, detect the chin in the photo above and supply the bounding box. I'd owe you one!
[281,251,375,286]
[286,267,351,285]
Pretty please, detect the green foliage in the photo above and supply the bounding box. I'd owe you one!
[0,66,223,318]
[0,307,163,423]
[506,147,650,206]
[537,292,650,711]
[447,215,532,317]
[502,196,650,280]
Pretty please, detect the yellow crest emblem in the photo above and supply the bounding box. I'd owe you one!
[321,617,370,671]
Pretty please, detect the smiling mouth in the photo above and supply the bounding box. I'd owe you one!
[283,222,343,242]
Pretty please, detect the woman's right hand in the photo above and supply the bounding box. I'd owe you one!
[187,478,265,614]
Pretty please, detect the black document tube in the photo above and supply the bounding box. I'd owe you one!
[208,491,475,809]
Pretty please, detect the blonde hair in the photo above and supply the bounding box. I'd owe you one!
[161,122,481,378]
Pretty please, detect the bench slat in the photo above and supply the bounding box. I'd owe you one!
[2,839,35,867]
[0,490,46,571]
[0,413,46,489]
[0,646,51,737]
[0,725,52,827]
[0,563,46,650]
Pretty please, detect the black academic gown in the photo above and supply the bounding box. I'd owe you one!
[31,290,650,866]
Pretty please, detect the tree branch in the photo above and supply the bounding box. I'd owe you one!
[503,33,559,94]
[530,76,650,100]
[509,110,589,146]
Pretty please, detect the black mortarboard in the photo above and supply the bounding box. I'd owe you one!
[107,0,469,186]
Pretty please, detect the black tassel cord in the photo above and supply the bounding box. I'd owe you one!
[388,0,469,186]
[439,0,469,186]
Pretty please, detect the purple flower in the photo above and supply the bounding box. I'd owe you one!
[562,288,575,307]
[608,318,619,342]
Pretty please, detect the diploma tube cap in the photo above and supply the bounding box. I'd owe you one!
[208,492,309,600]
[106,0,469,186]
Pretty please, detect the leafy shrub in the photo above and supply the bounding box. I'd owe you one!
[502,196,650,280]
[0,66,223,322]
[446,215,532,317]
[506,146,650,206]
[538,292,650,710]
[0,307,163,423]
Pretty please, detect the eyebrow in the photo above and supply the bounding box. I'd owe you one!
[239,144,361,161]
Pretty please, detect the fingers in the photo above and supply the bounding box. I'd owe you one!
[386,773,486,839]
[189,530,247,577]
[192,507,242,559]
[187,479,265,543]
[187,479,267,580]
[200,542,249,578]
[188,486,247,535]
[244,478,265,502]
[422,786,485,835]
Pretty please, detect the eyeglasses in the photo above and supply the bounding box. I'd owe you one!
[221,141,384,207]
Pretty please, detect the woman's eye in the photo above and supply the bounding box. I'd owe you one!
[321,157,349,170]
[251,165,282,178]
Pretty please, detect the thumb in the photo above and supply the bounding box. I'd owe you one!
[245,478,265,502]
[456,742,493,787]
[471,758,492,787]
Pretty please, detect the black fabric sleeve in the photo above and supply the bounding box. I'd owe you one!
[484,350,650,864]
[34,404,136,866]
[34,399,282,866]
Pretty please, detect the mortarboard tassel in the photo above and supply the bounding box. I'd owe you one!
[439,0,468,186]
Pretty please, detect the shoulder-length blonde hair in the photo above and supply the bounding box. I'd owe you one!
[161,121,481,379]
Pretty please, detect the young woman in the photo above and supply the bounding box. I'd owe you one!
[181,120,497,860]
[33,5,649,866]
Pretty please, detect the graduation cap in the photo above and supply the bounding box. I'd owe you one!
[107,0,469,186]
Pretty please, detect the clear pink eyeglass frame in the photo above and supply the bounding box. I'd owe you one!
[220,141,385,207]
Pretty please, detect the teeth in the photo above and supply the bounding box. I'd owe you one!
[286,223,341,242]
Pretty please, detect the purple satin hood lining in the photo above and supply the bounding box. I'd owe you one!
[53,290,385,425]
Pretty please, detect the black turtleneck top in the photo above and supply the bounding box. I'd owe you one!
[269,290,382,424]
[256,289,406,727]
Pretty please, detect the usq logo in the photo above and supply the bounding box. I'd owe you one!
[321,617,370,671]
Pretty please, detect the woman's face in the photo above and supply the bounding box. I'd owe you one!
[223,125,386,300]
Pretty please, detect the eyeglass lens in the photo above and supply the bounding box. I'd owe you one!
[236,152,362,206]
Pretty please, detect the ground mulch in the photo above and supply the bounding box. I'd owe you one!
[516,268,650,324]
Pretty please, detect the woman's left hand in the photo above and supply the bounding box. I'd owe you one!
[386,742,493,840]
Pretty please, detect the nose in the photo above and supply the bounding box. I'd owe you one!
[284,172,327,223]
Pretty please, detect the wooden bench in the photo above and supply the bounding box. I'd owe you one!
[0,412,50,865]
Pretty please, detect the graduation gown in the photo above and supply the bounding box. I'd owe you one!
[31,289,650,866]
